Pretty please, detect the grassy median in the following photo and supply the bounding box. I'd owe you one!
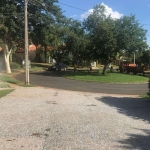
[64,72,149,83]
[0,75,20,84]
[0,75,35,87]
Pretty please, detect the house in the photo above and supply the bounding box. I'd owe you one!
[15,44,36,62]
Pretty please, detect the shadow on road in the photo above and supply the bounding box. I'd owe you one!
[118,129,150,150]
[96,96,150,150]
[29,70,101,78]
[29,71,65,77]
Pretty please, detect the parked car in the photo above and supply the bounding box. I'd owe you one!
[48,63,67,71]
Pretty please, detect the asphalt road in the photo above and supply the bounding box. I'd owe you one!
[15,71,149,95]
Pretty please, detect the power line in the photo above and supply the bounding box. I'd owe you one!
[28,0,87,13]
[1,1,150,31]
[58,2,87,12]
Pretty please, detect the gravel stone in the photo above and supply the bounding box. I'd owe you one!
[0,87,150,150]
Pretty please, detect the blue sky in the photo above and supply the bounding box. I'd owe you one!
[58,0,150,47]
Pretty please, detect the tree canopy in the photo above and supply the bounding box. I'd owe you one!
[0,2,149,75]
[83,4,148,75]
[0,0,63,72]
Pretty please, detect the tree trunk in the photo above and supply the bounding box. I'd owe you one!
[4,45,11,73]
[9,51,12,62]
[102,63,108,75]
[44,46,47,63]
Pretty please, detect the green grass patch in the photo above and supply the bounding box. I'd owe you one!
[0,75,20,84]
[0,83,10,88]
[64,72,149,83]
[17,83,36,87]
[0,89,14,98]
[0,75,35,87]
[30,63,50,72]
[140,94,150,98]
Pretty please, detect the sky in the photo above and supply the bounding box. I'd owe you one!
[58,0,150,47]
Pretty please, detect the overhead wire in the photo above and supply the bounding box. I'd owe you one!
[28,0,87,12]
[1,0,150,36]
[58,2,87,12]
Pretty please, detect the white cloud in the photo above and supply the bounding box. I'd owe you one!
[101,3,123,19]
[80,3,123,20]
[80,9,94,20]
[73,15,77,17]
[70,15,77,18]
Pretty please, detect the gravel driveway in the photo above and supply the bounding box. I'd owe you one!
[0,87,150,150]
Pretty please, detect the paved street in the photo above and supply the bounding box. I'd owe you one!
[0,87,150,150]
[15,71,149,95]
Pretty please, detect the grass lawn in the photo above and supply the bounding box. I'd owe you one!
[0,75,35,87]
[29,63,149,84]
[64,72,149,83]
[0,63,149,84]
[30,62,50,71]
[0,89,14,98]
[0,75,20,84]
[0,62,51,87]
[0,82,10,88]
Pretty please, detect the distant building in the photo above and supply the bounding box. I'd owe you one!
[29,44,36,61]
[15,44,36,62]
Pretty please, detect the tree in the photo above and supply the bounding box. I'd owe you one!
[138,50,150,65]
[0,0,63,72]
[34,18,87,64]
[29,0,64,62]
[115,15,148,55]
[83,4,148,75]
[63,19,87,65]
[0,0,24,73]
[93,18,118,74]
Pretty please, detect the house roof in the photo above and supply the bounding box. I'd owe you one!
[29,45,36,51]
[0,44,54,52]
[16,44,36,53]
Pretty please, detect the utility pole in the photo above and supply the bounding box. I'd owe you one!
[24,0,29,85]
[133,52,135,65]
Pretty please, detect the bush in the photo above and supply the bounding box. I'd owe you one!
[10,62,20,69]
[12,53,24,65]
[62,58,73,66]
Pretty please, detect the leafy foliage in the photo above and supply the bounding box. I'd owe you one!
[138,50,150,65]
[83,4,148,75]
[10,62,20,69]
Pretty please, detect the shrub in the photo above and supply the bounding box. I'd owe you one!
[12,53,24,65]
[10,62,20,69]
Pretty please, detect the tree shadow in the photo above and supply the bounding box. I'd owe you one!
[118,129,150,150]
[96,96,150,123]
[29,70,100,77]
[29,71,64,77]
[96,96,150,149]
